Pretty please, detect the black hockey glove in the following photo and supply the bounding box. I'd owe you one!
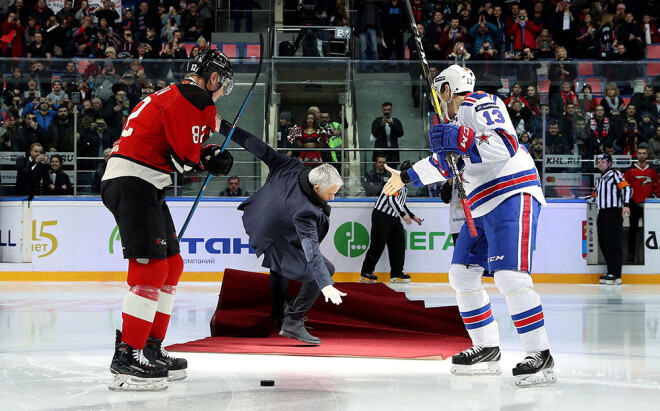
[200,145,233,176]
[440,181,452,204]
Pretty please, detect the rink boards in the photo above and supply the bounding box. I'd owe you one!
[1,198,659,282]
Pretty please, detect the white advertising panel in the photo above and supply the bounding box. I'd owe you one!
[0,202,24,263]
[0,199,598,275]
[642,202,660,270]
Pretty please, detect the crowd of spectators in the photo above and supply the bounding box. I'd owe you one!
[3,0,660,197]
[0,0,215,59]
[276,105,345,171]
[353,0,660,182]
[0,0,222,194]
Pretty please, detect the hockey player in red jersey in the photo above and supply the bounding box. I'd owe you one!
[102,49,234,391]
[623,145,660,263]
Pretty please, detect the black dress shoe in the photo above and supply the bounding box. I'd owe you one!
[279,318,321,345]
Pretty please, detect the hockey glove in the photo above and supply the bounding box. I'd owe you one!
[430,152,465,179]
[440,180,452,204]
[200,145,233,176]
[429,123,475,154]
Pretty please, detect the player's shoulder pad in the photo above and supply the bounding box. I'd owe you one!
[175,80,215,111]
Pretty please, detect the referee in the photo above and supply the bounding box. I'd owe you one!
[360,161,423,283]
[588,153,632,285]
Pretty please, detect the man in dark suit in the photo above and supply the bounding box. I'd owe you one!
[16,142,49,197]
[220,120,347,345]
[218,175,250,197]
[371,101,404,168]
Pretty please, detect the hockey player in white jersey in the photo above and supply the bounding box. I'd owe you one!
[383,65,555,387]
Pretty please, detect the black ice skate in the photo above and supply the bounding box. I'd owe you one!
[109,337,169,391]
[512,349,556,387]
[390,273,411,283]
[144,337,188,381]
[599,274,608,284]
[602,274,622,285]
[279,317,321,345]
[451,346,502,376]
[360,273,378,283]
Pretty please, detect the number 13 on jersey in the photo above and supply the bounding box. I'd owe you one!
[482,109,505,125]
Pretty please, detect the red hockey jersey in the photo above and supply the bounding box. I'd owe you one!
[623,164,660,203]
[102,80,216,189]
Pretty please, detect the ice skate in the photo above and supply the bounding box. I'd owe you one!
[109,341,169,391]
[451,346,502,376]
[599,274,608,284]
[390,273,411,283]
[602,274,622,285]
[144,337,188,381]
[512,349,556,387]
[360,273,378,283]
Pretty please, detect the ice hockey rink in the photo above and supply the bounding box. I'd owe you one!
[1,281,660,410]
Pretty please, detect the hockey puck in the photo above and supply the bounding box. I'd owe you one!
[260,380,275,387]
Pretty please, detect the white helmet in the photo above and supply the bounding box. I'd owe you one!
[433,65,476,102]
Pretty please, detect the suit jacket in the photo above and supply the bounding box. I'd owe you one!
[43,170,73,195]
[224,121,334,289]
[371,116,404,163]
[219,187,250,197]
[15,156,48,196]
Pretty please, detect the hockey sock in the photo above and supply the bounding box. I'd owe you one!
[457,289,500,347]
[450,264,500,347]
[122,258,168,349]
[150,254,184,340]
[494,270,550,353]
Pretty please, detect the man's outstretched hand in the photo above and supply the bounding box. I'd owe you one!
[383,164,404,196]
[321,285,347,305]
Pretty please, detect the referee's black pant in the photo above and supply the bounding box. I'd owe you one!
[597,208,623,277]
[360,209,405,278]
[627,201,643,263]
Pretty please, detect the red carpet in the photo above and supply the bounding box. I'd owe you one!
[167,269,471,359]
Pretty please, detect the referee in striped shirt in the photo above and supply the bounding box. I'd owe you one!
[360,161,423,283]
[588,153,632,285]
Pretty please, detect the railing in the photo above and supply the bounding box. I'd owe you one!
[2,57,657,199]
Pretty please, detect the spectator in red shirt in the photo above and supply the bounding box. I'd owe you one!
[507,8,541,53]
[578,84,599,115]
[1,11,25,57]
[623,145,660,263]
[641,13,660,44]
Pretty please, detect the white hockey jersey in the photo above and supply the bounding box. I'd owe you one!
[408,91,546,218]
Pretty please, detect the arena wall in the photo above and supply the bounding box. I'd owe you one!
[1,199,659,283]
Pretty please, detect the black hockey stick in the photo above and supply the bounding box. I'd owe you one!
[178,33,264,240]
[403,0,477,237]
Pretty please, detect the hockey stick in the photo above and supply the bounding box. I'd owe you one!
[403,0,477,237]
[178,33,264,240]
